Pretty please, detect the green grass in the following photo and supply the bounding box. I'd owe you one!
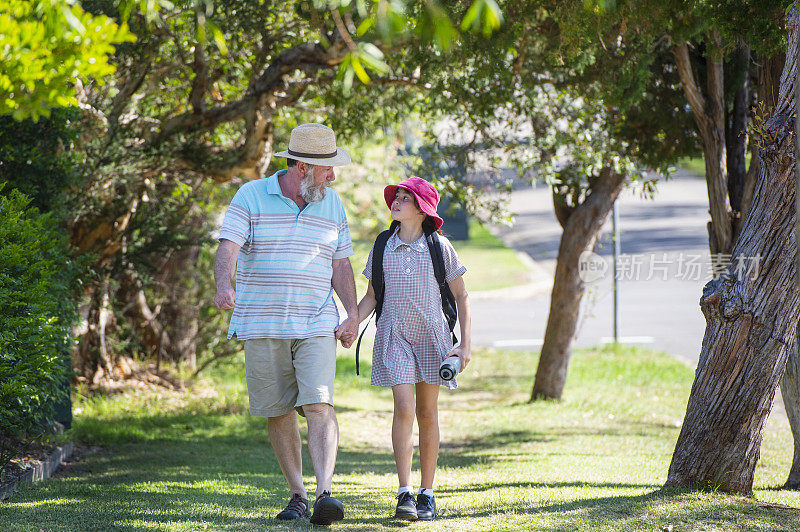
[678,154,752,178]
[678,157,707,177]
[2,344,799,530]
[351,219,531,296]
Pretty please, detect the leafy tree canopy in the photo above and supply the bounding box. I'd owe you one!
[0,0,135,121]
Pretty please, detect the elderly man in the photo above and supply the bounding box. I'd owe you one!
[214,123,358,526]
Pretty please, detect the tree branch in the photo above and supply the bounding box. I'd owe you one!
[189,40,209,113]
[672,41,709,132]
[153,38,346,145]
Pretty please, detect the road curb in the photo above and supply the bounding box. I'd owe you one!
[0,441,73,501]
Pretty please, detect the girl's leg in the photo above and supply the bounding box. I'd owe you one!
[415,382,440,489]
[391,384,416,488]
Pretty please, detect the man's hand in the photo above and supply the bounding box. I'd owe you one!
[335,315,359,348]
[448,345,471,373]
[215,287,236,309]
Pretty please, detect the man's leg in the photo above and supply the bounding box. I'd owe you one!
[303,402,339,497]
[267,411,306,498]
[244,338,309,519]
[293,337,344,525]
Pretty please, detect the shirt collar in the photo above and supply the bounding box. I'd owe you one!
[266,169,288,196]
[387,228,427,253]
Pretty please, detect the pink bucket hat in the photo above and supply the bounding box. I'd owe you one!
[384,176,444,229]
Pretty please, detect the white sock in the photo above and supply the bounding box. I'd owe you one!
[398,486,413,495]
[418,487,434,497]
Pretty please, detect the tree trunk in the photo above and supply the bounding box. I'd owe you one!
[727,45,750,216]
[161,245,201,370]
[783,322,800,489]
[666,8,800,494]
[757,51,787,112]
[739,52,786,229]
[756,49,800,491]
[673,36,733,255]
[531,168,626,401]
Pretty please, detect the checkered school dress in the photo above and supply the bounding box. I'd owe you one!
[363,229,467,389]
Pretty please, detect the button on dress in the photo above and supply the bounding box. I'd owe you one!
[363,229,467,389]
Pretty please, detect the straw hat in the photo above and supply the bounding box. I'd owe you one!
[274,123,351,166]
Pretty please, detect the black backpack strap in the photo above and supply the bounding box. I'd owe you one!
[355,229,392,375]
[372,229,392,322]
[425,230,459,345]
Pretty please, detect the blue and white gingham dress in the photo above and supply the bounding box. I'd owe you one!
[363,229,467,389]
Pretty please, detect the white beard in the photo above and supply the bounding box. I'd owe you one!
[300,168,327,203]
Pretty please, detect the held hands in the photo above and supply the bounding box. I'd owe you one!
[335,315,359,348]
[215,287,236,309]
[449,345,471,373]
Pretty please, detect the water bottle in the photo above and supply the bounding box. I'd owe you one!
[439,355,461,381]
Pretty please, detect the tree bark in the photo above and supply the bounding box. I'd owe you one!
[783,322,800,489]
[666,8,800,494]
[673,37,733,255]
[531,168,626,400]
[755,49,800,490]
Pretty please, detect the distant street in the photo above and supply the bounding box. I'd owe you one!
[472,170,713,366]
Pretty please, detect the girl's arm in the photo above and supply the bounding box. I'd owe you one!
[448,275,471,371]
[356,280,378,323]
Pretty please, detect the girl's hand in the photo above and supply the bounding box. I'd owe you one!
[449,345,471,373]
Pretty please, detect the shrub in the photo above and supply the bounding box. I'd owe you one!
[0,187,81,472]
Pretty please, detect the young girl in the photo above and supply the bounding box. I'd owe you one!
[355,176,471,521]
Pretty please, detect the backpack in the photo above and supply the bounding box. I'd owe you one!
[355,225,458,375]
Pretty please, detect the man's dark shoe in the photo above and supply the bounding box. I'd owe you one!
[276,493,311,520]
[416,493,437,521]
[309,491,344,526]
[394,491,418,521]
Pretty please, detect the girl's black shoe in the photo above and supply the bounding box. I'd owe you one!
[394,492,418,520]
[416,493,437,520]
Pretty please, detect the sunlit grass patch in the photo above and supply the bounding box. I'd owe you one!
[2,345,798,531]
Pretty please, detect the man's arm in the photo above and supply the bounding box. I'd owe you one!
[214,238,241,309]
[331,257,359,348]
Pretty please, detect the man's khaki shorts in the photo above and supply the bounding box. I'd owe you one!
[244,336,337,418]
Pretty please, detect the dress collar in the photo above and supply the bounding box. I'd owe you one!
[387,228,427,253]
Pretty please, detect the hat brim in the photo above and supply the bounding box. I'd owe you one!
[384,184,444,230]
[274,148,351,166]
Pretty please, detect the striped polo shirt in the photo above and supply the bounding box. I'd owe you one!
[218,169,354,340]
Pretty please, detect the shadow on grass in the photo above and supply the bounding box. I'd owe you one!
[432,487,800,531]
[442,480,663,493]
[3,425,799,531]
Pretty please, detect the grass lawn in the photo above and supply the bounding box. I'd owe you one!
[2,344,799,530]
[350,219,532,296]
[677,157,707,177]
[678,154,751,178]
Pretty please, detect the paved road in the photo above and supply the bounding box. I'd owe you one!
[473,171,713,366]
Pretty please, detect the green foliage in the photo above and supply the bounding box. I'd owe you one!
[0,0,135,121]
[0,188,82,472]
[0,108,82,214]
